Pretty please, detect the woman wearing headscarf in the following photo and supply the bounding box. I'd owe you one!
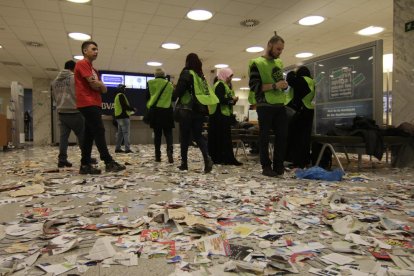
[146,68,175,163]
[174,53,219,173]
[285,65,315,168]
[208,68,242,165]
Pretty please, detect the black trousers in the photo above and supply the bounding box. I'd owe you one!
[78,106,113,165]
[179,111,209,163]
[257,105,288,170]
[153,126,173,157]
[286,108,314,167]
[208,112,237,164]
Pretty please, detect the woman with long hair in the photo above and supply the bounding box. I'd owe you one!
[174,53,219,173]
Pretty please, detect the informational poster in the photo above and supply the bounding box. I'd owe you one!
[312,46,379,134]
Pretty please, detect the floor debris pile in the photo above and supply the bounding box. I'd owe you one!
[0,145,413,276]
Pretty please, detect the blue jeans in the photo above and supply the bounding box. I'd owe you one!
[58,112,85,162]
[116,118,131,151]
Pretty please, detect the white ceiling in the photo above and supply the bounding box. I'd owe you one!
[0,0,393,93]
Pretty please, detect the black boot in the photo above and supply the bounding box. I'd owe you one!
[204,156,213,173]
[155,149,161,162]
[167,146,173,163]
[178,161,188,171]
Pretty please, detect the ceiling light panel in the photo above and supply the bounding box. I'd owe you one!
[68,32,91,41]
[161,43,181,50]
[299,16,325,26]
[186,10,213,21]
[295,52,314,58]
[357,26,384,36]
[246,46,264,53]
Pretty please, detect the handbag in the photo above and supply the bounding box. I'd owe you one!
[143,81,169,124]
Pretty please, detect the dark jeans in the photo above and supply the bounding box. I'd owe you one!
[179,111,209,163]
[58,112,85,162]
[78,106,113,165]
[257,105,288,170]
[154,127,173,157]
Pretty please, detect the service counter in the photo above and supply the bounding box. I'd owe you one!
[102,115,180,145]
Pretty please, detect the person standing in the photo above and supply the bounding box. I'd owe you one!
[114,84,134,154]
[248,32,289,177]
[208,68,242,166]
[75,40,125,174]
[285,66,315,168]
[146,68,175,163]
[51,60,87,168]
[174,53,218,173]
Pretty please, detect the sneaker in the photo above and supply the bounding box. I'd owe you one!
[115,149,124,153]
[262,167,278,177]
[58,160,72,168]
[124,149,133,154]
[105,161,126,172]
[79,164,101,175]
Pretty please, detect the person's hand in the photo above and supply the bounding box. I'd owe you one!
[276,80,288,90]
[233,96,239,103]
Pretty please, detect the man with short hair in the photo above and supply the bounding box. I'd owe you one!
[75,40,125,174]
[51,60,91,168]
[248,33,289,177]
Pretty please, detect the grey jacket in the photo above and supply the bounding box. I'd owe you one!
[51,69,79,113]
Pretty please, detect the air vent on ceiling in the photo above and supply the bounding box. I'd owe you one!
[1,61,23,66]
[240,19,260,27]
[25,41,44,47]
[45,68,59,72]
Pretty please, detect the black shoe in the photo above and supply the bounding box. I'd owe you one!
[115,149,124,153]
[167,153,174,164]
[178,163,188,171]
[273,166,285,176]
[58,160,72,168]
[90,158,98,164]
[204,157,213,173]
[79,164,101,175]
[155,156,161,162]
[105,161,126,172]
[124,149,133,154]
[262,167,278,177]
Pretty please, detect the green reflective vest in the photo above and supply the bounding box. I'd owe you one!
[147,78,174,109]
[302,76,315,109]
[179,70,219,107]
[114,93,133,117]
[248,56,286,105]
[209,80,233,116]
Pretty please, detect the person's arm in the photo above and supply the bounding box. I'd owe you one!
[85,73,107,93]
[173,70,192,99]
[119,94,134,112]
[249,64,262,94]
[215,82,234,105]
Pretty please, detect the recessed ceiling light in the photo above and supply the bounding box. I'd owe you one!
[186,10,213,21]
[66,0,90,3]
[0,45,3,49]
[298,15,325,26]
[349,56,360,60]
[147,61,162,66]
[73,55,83,60]
[240,87,250,90]
[161,43,181,50]
[295,52,314,58]
[246,46,264,53]
[357,26,384,36]
[68,32,91,41]
[214,64,228,69]
[232,77,241,81]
